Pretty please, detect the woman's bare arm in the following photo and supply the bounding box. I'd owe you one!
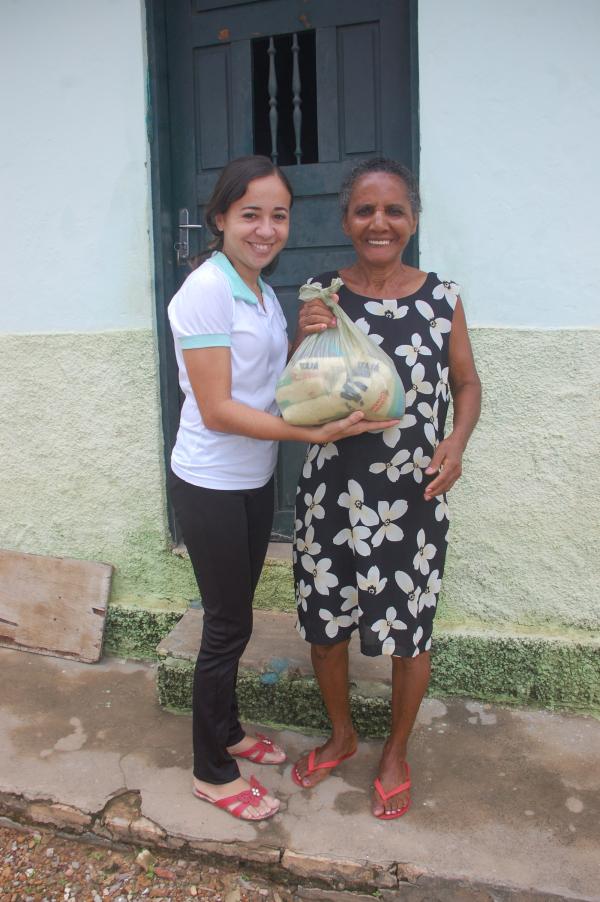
[424,298,481,500]
[183,347,400,445]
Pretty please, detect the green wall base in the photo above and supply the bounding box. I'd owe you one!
[104,604,183,660]
[430,632,599,710]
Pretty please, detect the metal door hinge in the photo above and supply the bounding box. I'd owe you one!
[174,208,202,265]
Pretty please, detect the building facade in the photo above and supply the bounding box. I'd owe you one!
[1,0,598,706]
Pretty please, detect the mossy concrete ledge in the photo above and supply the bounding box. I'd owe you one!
[104,602,184,660]
[156,609,600,730]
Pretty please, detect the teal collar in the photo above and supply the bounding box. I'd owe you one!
[210,251,267,306]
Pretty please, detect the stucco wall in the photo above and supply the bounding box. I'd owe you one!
[0,331,193,608]
[0,0,152,332]
[418,0,600,329]
[0,3,177,609]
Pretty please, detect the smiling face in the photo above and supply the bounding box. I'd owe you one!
[215,173,291,282]
[342,172,418,267]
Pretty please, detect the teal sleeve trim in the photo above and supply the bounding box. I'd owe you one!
[179,333,231,349]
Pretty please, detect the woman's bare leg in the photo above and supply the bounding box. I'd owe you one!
[293,639,358,788]
[373,651,431,817]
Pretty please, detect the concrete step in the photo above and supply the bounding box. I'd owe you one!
[156,607,396,736]
[155,602,600,721]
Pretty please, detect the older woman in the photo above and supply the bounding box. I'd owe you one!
[291,158,481,819]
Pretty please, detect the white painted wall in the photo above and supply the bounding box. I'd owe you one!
[418,0,600,328]
[0,0,152,333]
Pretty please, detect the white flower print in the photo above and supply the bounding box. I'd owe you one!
[296,579,312,612]
[372,606,407,642]
[304,482,326,527]
[369,448,410,483]
[435,494,449,522]
[412,625,424,656]
[413,529,437,576]
[338,479,378,526]
[355,317,384,346]
[420,570,441,609]
[319,607,354,639]
[317,442,339,470]
[404,362,434,409]
[296,620,306,640]
[436,362,449,402]
[417,398,439,448]
[333,524,372,557]
[340,586,359,622]
[432,280,460,310]
[372,499,407,547]
[364,299,408,320]
[382,636,396,655]
[340,590,360,624]
[301,554,339,595]
[400,446,432,484]
[295,524,321,557]
[340,585,358,607]
[395,332,432,367]
[357,565,388,595]
[395,570,422,619]
[425,637,432,651]
[302,444,319,479]
[381,414,417,448]
[416,300,452,350]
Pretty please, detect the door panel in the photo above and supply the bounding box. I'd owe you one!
[160,0,418,539]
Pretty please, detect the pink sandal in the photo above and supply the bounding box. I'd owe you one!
[291,747,356,787]
[231,733,286,765]
[373,764,411,820]
[193,775,278,821]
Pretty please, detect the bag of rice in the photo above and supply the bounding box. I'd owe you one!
[276,277,405,425]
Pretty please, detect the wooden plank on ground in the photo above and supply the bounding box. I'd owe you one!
[0,550,113,663]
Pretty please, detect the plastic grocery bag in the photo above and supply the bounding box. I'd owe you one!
[276,277,405,425]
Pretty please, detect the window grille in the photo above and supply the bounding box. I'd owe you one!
[252,31,318,165]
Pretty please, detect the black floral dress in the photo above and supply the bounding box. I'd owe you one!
[293,272,458,658]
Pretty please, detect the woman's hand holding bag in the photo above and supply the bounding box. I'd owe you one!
[276,278,406,426]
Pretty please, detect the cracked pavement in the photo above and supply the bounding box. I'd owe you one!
[0,647,599,900]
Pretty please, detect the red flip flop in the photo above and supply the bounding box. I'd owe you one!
[291,747,356,787]
[231,733,286,765]
[373,764,411,820]
[193,775,278,821]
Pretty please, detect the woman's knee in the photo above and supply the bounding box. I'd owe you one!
[200,610,253,658]
[311,639,349,662]
[392,649,431,672]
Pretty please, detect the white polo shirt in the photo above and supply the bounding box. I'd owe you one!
[168,252,289,490]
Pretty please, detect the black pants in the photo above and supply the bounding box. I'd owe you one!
[170,471,274,783]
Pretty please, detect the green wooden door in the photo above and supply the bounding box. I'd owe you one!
[151,0,418,540]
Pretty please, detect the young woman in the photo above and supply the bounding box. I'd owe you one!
[292,157,482,819]
[167,155,399,821]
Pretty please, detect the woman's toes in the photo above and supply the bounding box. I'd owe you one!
[372,796,385,817]
[269,745,286,764]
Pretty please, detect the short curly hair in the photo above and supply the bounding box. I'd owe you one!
[339,157,421,217]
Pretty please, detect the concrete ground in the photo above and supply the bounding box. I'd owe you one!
[0,646,598,900]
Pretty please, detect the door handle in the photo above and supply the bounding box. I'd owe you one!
[175,208,203,265]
